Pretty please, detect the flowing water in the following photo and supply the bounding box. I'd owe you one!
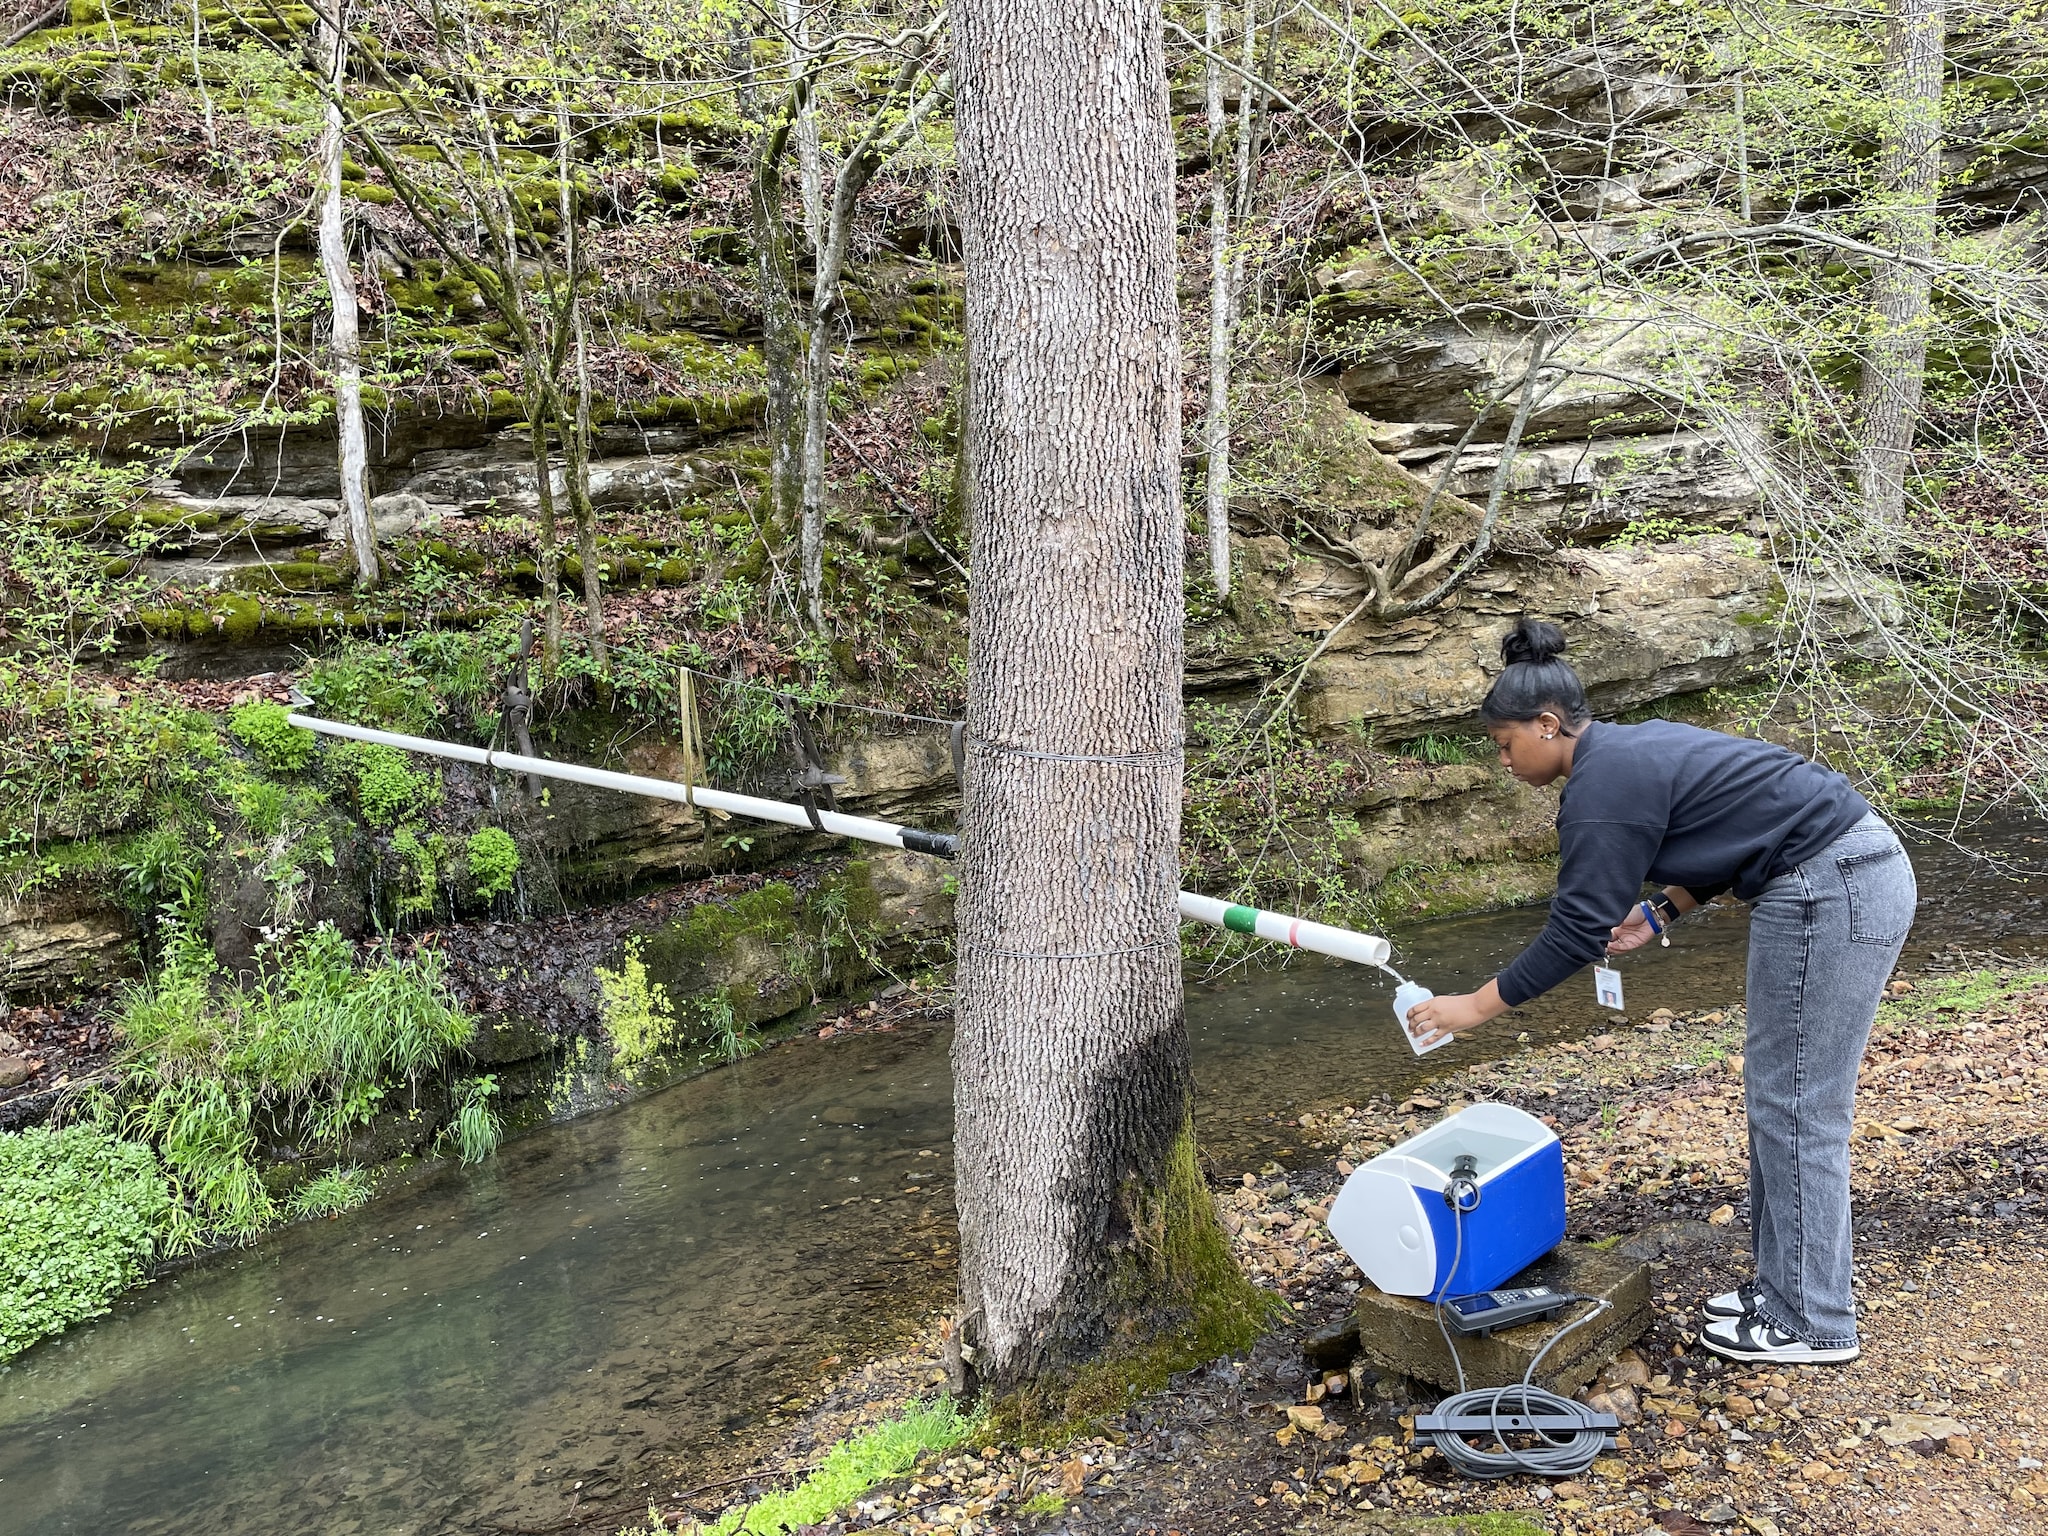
[4,817,2044,1535]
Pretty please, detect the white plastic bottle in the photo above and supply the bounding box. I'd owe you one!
[1393,982,1452,1056]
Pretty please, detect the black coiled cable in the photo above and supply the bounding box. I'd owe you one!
[1420,1166,1615,1480]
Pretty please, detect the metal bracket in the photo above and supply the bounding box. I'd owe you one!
[1415,1410,1618,1440]
[783,695,845,833]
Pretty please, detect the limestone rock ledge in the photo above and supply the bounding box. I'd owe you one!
[1,880,137,1001]
[1276,538,1826,740]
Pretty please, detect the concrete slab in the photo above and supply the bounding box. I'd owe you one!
[1351,1240,1652,1396]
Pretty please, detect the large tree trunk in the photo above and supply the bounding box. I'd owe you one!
[316,8,378,589]
[949,0,1260,1403]
[1855,0,1945,548]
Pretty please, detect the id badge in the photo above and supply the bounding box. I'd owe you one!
[1593,965,1625,1010]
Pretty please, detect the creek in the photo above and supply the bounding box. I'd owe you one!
[3,817,2044,1535]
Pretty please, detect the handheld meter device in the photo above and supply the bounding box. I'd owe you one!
[1440,1285,1567,1337]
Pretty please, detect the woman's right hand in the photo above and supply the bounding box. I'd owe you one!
[1607,906,1655,954]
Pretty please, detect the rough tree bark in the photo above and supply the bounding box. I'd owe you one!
[1855,0,1946,548]
[315,5,378,588]
[948,0,1263,1403]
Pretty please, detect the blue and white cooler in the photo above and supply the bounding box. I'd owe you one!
[1326,1102,1566,1298]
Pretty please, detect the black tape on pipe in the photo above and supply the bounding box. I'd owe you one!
[897,828,958,859]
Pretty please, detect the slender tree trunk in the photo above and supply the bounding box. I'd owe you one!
[1202,0,1232,598]
[458,56,562,672]
[788,0,828,631]
[1732,73,1752,223]
[1855,0,1945,548]
[526,395,564,674]
[948,0,1260,1399]
[316,8,378,588]
[801,276,831,631]
[746,29,807,534]
[556,102,607,671]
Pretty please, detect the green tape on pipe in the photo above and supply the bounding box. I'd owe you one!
[1222,904,1259,935]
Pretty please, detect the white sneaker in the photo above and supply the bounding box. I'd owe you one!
[1699,1313,1860,1365]
[1700,1283,1756,1323]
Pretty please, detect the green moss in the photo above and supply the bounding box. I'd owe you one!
[689,226,752,263]
[1735,577,1790,627]
[1375,858,1557,921]
[227,561,350,594]
[625,389,766,432]
[643,883,800,971]
[668,1398,981,1536]
[215,594,262,643]
[993,1118,1278,1440]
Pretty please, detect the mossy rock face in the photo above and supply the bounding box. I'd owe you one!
[637,883,809,1026]
[462,1016,558,1066]
[224,560,352,595]
[689,226,752,264]
[805,851,956,992]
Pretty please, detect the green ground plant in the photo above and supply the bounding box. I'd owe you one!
[284,1165,378,1219]
[464,826,520,899]
[695,992,761,1065]
[594,940,678,1066]
[626,1397,982,1536]
[441,1077,503,1164]
[107,922,475,1248]
[1399,733,1485,766]
[227,702,316,773]
[330,741,433,828]
[389,824,444,917]
[298,626,521,738]
[0,1124,173,1363]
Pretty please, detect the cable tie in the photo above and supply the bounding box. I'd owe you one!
[965,736,1185,766]
[982,940,1176,960]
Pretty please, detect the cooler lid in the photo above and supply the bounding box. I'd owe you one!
[1326,1167,1435,1296]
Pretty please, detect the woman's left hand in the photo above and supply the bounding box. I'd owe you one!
[1403,990,1495,1047]
[1607,906,1656,954]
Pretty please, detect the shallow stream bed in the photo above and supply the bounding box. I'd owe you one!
[4,818,2043,1534]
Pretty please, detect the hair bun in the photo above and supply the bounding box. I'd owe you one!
[1500,617,1568,667]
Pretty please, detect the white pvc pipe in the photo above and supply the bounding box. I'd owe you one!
[287,714,929,851]
[1177,892,1392,969]
[286,713,1393,968]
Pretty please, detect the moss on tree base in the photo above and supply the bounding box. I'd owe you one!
[989,1117,1283,1442]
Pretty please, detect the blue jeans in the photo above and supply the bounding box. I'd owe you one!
[1743,813,1917,1348]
